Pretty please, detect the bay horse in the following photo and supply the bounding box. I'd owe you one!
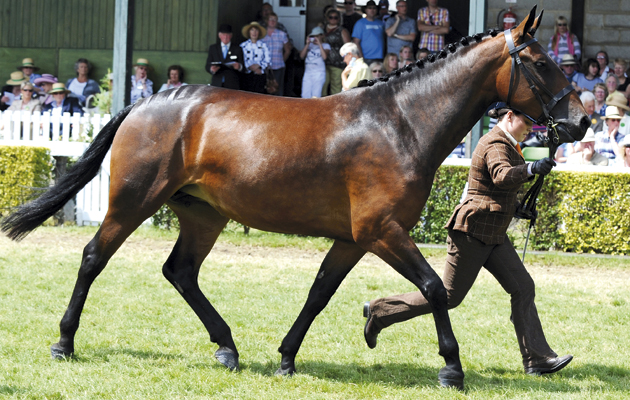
[2,7,587,390]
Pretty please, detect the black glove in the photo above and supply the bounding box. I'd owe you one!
[530,157,556,175]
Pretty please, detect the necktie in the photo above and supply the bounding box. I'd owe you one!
[515,143,524,158]
[222,45,228,59]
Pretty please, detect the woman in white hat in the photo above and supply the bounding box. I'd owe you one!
[8,82,41,114]
[131,58,153,103]
[240,22,271,94]
[595,106,626,160]
[299,26,330,98]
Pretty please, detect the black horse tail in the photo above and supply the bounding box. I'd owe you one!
[1,104,135,241]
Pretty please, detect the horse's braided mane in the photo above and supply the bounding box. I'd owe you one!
[356,28,501,89]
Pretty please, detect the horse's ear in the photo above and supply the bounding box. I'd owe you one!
[528,9,544,36]
[521,6,537,37]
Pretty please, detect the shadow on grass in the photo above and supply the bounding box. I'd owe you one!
[68,347,185,362]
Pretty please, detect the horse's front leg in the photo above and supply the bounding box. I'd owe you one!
[276,240,366,376]
[360,222,464,390]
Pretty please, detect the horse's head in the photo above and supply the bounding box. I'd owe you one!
[497,6,589,143]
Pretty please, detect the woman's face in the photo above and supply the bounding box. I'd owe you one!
[556,20,568,34]
[597,53,607,70]
[21,67,34,77]
[594,87,606,102]
[388,56,398,69]
[371,65,383,78]
[588,64,599,77]
[614,63,626,78]
[41,82,53,93]
[249,27,259,41]
[607,118,621,133]
[399,47,412,60]
[267,17,278,29]
[77,62,89,76]
[136,66,147,79]
[606,76,618,93]
[506,112,533,142]
[327,12,340,25]
[21,86,33,101]
[583,100,595,115]
[169,69,180,83]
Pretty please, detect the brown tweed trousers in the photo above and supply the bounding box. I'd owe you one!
[370,126,559,367]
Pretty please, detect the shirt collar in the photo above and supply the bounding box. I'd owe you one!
[499,127,519,146]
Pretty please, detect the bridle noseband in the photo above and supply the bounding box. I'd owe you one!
[504,28,574,147]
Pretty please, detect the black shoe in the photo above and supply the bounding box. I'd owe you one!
[363,301,380,349]
[525,355,573,376]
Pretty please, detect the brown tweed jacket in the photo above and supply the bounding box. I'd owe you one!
[446,126,533,245]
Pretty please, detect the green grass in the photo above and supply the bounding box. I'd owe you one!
[0,226,629,399]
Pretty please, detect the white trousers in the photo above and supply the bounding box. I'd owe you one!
[301,68,326,98]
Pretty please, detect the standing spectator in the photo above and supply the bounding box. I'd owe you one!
[613,59,630,96]
[377,0,391,22]
[130,59,153,104]
[261,13,291,96]
[258,2,290,37]
[558,54,578,82]
[593,83,608,116]
[322,8,351,96]
[369,62,384,79]
[547,16,581,65]
[383,53,399,74]
[566,128,609,166]
[595,106,626,160]
[158,65,187,93]
[385,1,416,58]
[206,24,244,90]
[417,0,450,54]
[240,22,271,94]
[34,74,58,106]
[340,42,372,91]
[342,0,363,35]
[597,51,610,81]
[17,58,43,91]
[8,82,41,114]
[615,135,630,167]
[352,1,385,65]
[572,58,603,94]
[42,83,83,116]
[300,27,330,98]
[66,58,101,106]
[1,71,26,110]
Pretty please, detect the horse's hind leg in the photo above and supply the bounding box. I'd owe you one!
[276,240,366,376]
[160,195,238,369]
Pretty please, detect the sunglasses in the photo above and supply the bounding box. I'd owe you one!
[597,56,606,59]
[344,1,353,4]
[372,69,383,73]
[22,89,33,92]
[557,23,567,27]
[328,16,339,20]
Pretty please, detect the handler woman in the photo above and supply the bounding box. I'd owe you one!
[363,104,573,376]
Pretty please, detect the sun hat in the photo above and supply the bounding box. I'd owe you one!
[601,106,623,120]
[308,26,324,37]
[605,91,630,111]
[133,58,152,69]
[364,0,378,9]
[559,54,579,66]
[242,21,267,39]
[17,58,40,71]
[47,82,71,95]
[580,128,596,143]
[6,71,27,86]
[33,74,58,85]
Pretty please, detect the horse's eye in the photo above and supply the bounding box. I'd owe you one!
[534,61,546,69]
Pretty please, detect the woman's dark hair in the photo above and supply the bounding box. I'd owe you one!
[488,107,523,121]
[167,65,184,81]
[583,58,600,76]
[74,58,92,74]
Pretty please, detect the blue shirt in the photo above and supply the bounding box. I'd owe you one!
[352,18,384,60]
[572,73,603,93]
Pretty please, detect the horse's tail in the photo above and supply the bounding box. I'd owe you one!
[1,104,135,241]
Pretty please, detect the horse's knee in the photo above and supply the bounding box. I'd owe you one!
[422,277,448,308]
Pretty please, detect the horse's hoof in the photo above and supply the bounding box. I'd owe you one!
[214,347,239,371]
[50,343,73,360]
[274,366,295,376]
[438,366,465,391]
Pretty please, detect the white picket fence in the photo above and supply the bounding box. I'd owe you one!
[1,109,112,225]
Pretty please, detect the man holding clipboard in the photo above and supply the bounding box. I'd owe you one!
[206,24,245,90]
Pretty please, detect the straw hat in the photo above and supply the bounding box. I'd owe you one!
[559,54,579,66]
[133,58,152,69]
[242,21,267,39]
[601,106,623,120]
[33,74,58,85]
[580,128,596,143]
[47,82,71,95]
[6,71,27,85]
[17,58,40,71]
[605,91,630,111]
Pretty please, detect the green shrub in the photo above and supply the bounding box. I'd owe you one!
[0,146,52,215]
[152,204,180,231]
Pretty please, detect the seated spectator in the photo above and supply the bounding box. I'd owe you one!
[322,8,351,96]
[369,61,384,79]
[581,91,603,133]
[597,51,610,81]
[605,74,621,99]
[17,58,43,91]
[206,24,245,90]
[130,59,153,103]
[158,65,187,93]
[66,58,101,107]
[614,135,630,167]
[572,58,603,94]
[398,45,414,67]
[261,12,291,96]
[340,42,371,91]
[34,74,58,106]
[352,1,384,65]
[42,83,83,116]
[1,71,26,110]
[566,128,608,166]
[8,82,41,114]
[383,53,399,74]
[595,106,625,160]
[547,16,581,65]
[558,54,579,81]
[240,22,271,94]
[416,47,430,61]
[385,1,416,57]
[300,27,330,98]
[593,82,608,116]
[613,58,630,97]
[607,91,630,137]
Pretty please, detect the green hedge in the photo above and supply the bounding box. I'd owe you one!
[0,146,52,215]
